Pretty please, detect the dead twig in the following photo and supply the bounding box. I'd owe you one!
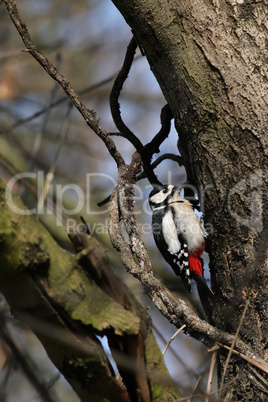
[209,343,268,374]
[162,324,186,356]
[218,294,252,399]
[205,350,217,402]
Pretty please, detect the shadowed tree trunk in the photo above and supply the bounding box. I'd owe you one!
[111,0,268,399]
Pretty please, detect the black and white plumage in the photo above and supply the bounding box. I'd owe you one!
[148,185,213,304]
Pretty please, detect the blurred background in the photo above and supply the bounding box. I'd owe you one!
[0,0,214,400]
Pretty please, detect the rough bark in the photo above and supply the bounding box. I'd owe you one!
[111,0,268,400]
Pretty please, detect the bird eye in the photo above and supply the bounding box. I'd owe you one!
[162,189,168,194]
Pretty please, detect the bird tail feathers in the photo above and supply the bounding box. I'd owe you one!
[192,273,214,322]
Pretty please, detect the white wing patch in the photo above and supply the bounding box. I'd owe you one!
[162,210,181,254]
[162,209,191,291]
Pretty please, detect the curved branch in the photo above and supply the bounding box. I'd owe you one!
[137,153,184,181]
[109,36,143,150]
[109,37,174,186]
[139,104,174,185]
[142,104,174,156]
[98,111,177,206]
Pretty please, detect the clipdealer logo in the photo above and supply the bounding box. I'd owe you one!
[5,170,263,233]
[5,172,117,226]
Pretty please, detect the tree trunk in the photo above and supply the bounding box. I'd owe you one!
[112,0,268,399]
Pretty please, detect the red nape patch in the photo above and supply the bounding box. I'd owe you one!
[189,244,205,277]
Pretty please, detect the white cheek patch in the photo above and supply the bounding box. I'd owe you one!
[150,187,173,205]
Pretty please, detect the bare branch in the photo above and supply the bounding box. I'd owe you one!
[98,144,182,208]
[109,34,175,185]
[205,350,217,402]
[162,324,186,356]
[108,176,153,276]
[110,37,143,150]
[137,153,184,181]
[214,344,268,375]
[142,104,174,156]
[139,104,174,185]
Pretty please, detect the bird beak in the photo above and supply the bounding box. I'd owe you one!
[173,185,182,196]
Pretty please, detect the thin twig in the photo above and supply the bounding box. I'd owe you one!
[142,104,174,155]
[153,324,201,384]
[218,294,253,399]
[205,350,217,402]
[191,376,202,398]
[215,343,268,374]
[177,375,239,401]
[109,34,174,185]
[97,194,111,207]
[162,324,186,356]
[97,150,182,208]
[97,149,183,207]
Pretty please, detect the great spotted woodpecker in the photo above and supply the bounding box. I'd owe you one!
[148,184,213,309]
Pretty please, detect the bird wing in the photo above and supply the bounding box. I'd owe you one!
[162,209,192,291]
